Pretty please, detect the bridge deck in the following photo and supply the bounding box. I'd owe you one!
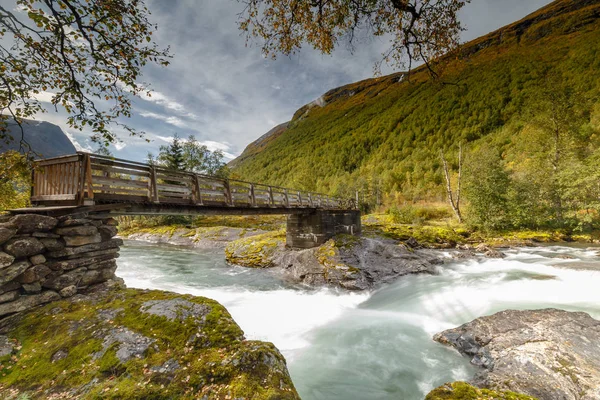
[25,152,356,215]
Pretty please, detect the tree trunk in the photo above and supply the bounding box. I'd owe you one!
[441,147,463,223]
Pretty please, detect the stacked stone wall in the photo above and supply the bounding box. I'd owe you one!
[0,213,121,317]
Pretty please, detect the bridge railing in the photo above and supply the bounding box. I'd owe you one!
[30,152,357,210]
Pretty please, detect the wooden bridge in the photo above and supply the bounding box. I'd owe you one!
[26,152,357,214]
[14,152,361,248]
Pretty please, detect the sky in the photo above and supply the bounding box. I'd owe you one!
[5,0,554,162]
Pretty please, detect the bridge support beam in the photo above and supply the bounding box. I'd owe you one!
[286,210,361,249]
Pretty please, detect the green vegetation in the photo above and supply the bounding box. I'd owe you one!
[232,0,600,234]
[0,151,30,211]
[425,382,538,400]
[224,230,286,268]
[0,288,298,399]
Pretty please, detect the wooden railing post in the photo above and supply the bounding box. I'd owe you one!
[308,193,313,207]
[283,189,289,208]
[249,184,256,207]
[268,186,274,207]
[150,166,159,203]
[193,175,203,205]
[224,180,233,206]
[297,191,302,207]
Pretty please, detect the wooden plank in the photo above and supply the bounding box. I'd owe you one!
[157,184,192,194]
[31,194,78,201]
[156,197,193,204]
[91,164,151,177]
[93,193,148,202]
[90,156,150,170]
[91,186,148,196]
[35,155,80,167]
[156,181,191,191]
[158,192,192,199]
[93,176,149,189]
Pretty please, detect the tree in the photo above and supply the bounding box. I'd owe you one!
[238,0,469,73]
[158,134,185,171]
[440,144,463,223]
[157,134,228,177]
[182,135,228,176]
[94,143,113,157]
[0,0,170,151]
[463,144,510,231]
[0,151,30,210]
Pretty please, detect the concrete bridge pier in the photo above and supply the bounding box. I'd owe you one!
[286,210,361,249]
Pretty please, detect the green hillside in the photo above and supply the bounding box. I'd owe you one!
[231,0,600,230]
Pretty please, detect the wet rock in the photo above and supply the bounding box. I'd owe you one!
[57,218,92,227]
[54,225,99,237]
[3,237,45,258]
[0,282,20,295]
[46,238,122,258]
[0,252,15,268]
[21,282,42,294]
[31,232,60,239]
[46,252,118,271]
[59,285,77,298]
[0,228,17,246]
[434,309,600,400]
[141,298,212,322]
[38,238,65,252]
[43,267,87,291]
[150,358,180,374]
[484,249,506,259]
[63,234,102,247]
[0,260,31,285]
[272,237,440,290]
[29,254,46,265]
[0,291,19,304]
[10,215,58,234]
[97,225,118,241]
[51,349,68,362]
[93,327,155,363]
[0,335,15,357]
[0,290,60,317]
[405,237,420,248]
[103,218,119,226]
[17,264,51,284]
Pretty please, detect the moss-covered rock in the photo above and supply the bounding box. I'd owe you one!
[425,382,538,400]
[225,230,286,268]
[0,286,299,399]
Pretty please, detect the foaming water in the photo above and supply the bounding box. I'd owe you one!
[118,241,600,400]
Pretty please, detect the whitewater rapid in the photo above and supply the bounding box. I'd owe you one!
[118,241,600,399]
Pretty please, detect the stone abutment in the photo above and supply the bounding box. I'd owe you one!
[0,213,121,318]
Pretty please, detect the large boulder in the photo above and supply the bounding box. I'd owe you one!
[10,215,58,234]
[434,309,600,400]
[225,234,440,290]
[0,288,299,399]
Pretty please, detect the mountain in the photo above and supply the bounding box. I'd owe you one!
[230,0,600,205]
[1,119,77,158]
[229,122,289,169]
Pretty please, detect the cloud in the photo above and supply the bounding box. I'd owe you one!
[139,111,189,129]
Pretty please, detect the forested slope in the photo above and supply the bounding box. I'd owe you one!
[231,0,600,229]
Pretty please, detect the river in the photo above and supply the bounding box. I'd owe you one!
[118,242,600,399]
